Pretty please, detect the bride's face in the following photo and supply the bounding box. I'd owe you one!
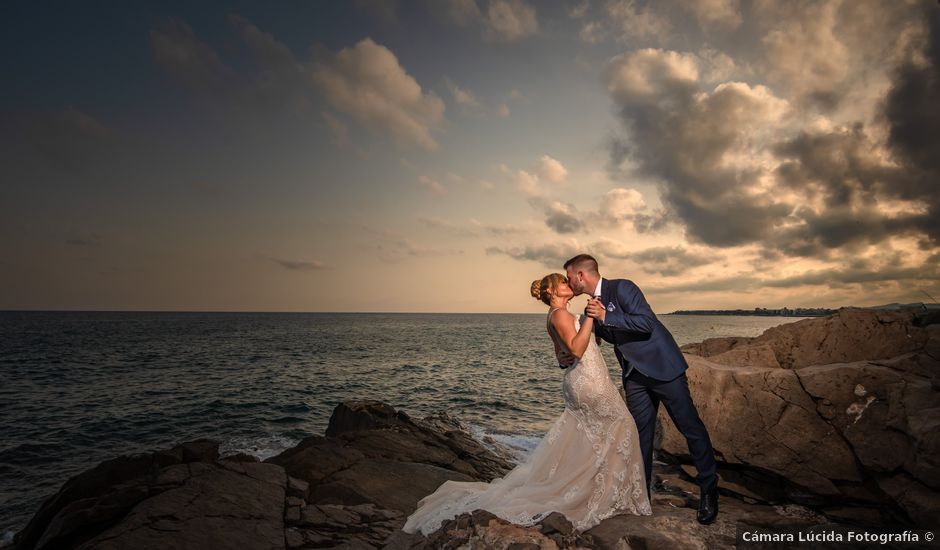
[553,279,574,299]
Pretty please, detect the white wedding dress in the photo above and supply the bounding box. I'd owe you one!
[403,309,652,535]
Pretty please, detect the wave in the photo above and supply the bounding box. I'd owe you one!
[219,434,299,462]
[465,424,544,463]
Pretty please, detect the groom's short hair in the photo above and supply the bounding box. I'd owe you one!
[564,254,598,273]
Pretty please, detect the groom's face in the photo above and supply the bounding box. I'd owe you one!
[565,266,585,295]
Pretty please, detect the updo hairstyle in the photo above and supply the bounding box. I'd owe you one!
[529,273,567,306]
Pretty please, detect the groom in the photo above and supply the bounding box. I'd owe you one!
[564,254,719,524]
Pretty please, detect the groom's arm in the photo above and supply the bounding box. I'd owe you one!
[599,280,655,335]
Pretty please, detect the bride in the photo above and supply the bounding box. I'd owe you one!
[402,273,651,535]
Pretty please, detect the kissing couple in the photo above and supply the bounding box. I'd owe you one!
[403,254,719,536]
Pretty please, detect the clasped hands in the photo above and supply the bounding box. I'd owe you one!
[584,297,606,323]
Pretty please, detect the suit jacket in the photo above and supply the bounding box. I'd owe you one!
[593,278,688,381]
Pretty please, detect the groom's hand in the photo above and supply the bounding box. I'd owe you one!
[586,298,606,323]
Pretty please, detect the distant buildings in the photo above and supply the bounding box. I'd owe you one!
[668,303,939,316]
[668,307,838,317]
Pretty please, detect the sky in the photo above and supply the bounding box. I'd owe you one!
[1,0,938,313]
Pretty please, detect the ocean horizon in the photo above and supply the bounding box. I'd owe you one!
[0,311,810,541]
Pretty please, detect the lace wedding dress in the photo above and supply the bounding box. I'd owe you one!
[402,309,652,536]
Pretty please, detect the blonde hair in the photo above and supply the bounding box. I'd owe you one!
[530,273,567,306]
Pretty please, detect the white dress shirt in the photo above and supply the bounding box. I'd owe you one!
[593,278,604,298]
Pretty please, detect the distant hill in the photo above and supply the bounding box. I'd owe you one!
[668,303,939,316]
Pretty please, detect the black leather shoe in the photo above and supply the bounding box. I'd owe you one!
[697,485,718,524]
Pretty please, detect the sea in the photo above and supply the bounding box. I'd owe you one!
[0,311,809,542]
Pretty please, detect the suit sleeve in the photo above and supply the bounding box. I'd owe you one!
[601,280,655,335]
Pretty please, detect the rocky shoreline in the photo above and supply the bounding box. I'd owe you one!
[5,309,938,549]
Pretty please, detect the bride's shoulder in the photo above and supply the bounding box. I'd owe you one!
[548,307,575,326]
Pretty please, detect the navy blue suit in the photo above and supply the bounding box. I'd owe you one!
[593,278,717,495]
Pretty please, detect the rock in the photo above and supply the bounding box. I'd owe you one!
[586,499,824,550]
[265,402,512,518]
[312,458,475,513]
[285,504,302,524]
[425,511,563,550]
[326,401,402,436]
[381,530,427,550]
[287,475,309,500]
[651,493,689,508]
[657,310,940,526]
[220,452,259,463]
[750,309,928,369]
[820,506,889,525]
[13,439,222,550]
[660,357,862,496]
[698,336,755,357]
[538,512,573,536]
[656,471,699,496]
[285,527,304,549]
[75,461,286,549]
[707,343,781,368]
[875,474,940,526]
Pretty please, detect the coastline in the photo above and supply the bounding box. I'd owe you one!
[5,308,937,549]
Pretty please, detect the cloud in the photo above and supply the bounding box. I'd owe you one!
[683,0,741,32]
[883,4,940,247]
[597,187,646,224]
[628,246,714,276]
[541,200,583,234]
[417,175,447,195]
[419,217,478,237]
[484,0,539,42]
[149,19,237,95]
[497,103,511,118]
[609,53,792,246]
[501,155,569,197]
[446,0,482,26]
[445,78,483,114]
[314,38,445,150]
[501,164,540,196]
[270,257,331,271]
[604,0,671,44]
[363,227,464,263]
[65,233,103,247]
[487,241,581,268]
[470,218,526,236]
[1,108,115,174]
[535,155,568,184]
[321,111,348,146]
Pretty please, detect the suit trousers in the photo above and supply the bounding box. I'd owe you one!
[622,368,718,497]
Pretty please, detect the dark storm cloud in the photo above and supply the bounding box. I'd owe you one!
[607,52,793,247]
[486,243,577,268]
[149,19,237,95]
[883,4,940,246]
[149,16,313,115]
[629,246,713,277]
[764,263,940,289]
[606,5,940,262]
[528,198,584,235]
[270,257,330,271]
[653,258,940,294]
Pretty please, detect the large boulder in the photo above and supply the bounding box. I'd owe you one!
[681,309,931,370]
[12,440,222,550]
[75,461,287,549]
[659,310,940,526]
[265,401,515,516]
